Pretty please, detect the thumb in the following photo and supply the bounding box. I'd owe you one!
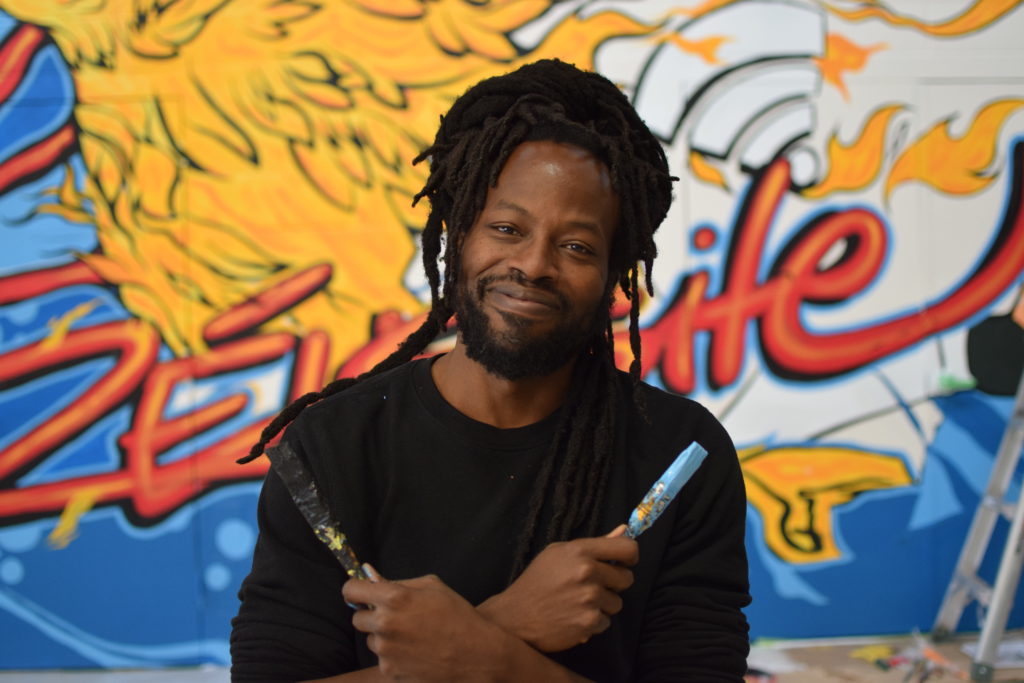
[362,563,384,583]
[604,524,627,538]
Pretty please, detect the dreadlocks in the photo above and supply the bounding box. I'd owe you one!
[240,59,674,580]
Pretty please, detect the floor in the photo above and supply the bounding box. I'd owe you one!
[748,631,1024,682]
[2,633,1024,682]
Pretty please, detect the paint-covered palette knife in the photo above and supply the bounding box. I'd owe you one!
[265,441,372,581]
[625,441,708,539]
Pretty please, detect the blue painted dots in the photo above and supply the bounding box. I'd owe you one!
[204,563,230,592]
[0,557,24,585]
[205,518,256,593]
[215,518,255,561]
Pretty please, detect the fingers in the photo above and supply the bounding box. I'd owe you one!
[604,523,627,538]
[596,588,624,617]
[343,573,394,609]
[571,535,639,567]
[363,562,382,582]
[591,560,635,593]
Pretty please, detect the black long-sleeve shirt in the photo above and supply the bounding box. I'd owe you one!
[231,358,751,681]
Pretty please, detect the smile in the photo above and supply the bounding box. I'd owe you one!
[486,284,562,318]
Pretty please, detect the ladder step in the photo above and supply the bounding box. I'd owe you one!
[981,495,1020,521]
[955,573,994,606]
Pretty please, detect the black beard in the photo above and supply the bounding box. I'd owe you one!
[453,273,605,381]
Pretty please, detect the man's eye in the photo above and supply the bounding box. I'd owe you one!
[566,243,595,255]
[492,224,517,235]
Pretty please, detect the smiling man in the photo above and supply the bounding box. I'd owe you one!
[444,140,619,397]
[231,60,751,682]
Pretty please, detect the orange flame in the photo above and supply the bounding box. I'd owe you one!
[886,99,1024,198]
[824,0,1023,37]
[665,0,744,19]
[651,33,731,65]
[813,33,886,100]
[689,150,729,191]
[803,104,904,199]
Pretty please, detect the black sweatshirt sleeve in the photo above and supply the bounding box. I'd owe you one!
[230,466,358,682]
[633,407,751,682]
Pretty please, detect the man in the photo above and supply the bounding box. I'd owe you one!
[231,59,750,682]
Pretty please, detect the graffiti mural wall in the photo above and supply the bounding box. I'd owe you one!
[1,0,1022,669]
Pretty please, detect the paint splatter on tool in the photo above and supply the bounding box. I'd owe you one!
[626,441,708,539]
[266,441,371,581]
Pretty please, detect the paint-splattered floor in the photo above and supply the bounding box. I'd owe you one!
[2,633,1024,682]
[749,631,1024,682]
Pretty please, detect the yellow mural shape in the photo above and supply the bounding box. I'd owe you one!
[41,299,100,351]
[47,488,99,549]
[0,0,657,375]
[666,0,744,19]
[688,150,729,191]
[651,33,731,65]
[824,0,1024,37]
[814,33,886,100]
[740,444,913,564]
[886,99,1024,198]
[803,104,904,199]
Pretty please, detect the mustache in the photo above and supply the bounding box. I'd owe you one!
[475,271,570,310]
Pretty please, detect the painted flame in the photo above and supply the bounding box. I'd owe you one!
[650,33,731,65]
[41,299,100,351]
[814,33,886,100]
[5,0,659,376]
[803,104,904,199]
[823,0,1024,37]
[886,99,1024,198]
[665,0,744,19]
[689,150,729,191]
[48,488,99,549]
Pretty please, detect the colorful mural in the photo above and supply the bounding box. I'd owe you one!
[1,0,1023,669]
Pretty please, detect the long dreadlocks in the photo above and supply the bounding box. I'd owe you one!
[240,59,674,580]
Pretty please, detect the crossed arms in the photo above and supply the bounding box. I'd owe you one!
[309,530,637,682]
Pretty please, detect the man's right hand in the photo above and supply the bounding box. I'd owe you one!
[477,525,638,652]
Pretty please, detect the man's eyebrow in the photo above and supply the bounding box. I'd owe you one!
[492,199,604,235]
[494,199,530,215]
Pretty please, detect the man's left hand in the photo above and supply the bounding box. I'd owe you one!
[343,570,510,682]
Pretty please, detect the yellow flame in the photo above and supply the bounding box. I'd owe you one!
[688,150,729,191]
[665,0,744,19]
[823,0,1024,37]
[740,444,912,563]
[41,299,100,351]
[886,99,1024,198]
[38,162,93,224]
[48,489,99,549]
[803,104,904,199]
[3,0,658,373]
[650,33,731,65]
[813,33,886,100]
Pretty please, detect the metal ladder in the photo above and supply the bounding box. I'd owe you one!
[932,368,1024,682]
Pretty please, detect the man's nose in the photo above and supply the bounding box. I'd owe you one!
[507,236,558,282]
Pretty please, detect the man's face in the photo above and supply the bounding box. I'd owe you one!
[454,140,620,380]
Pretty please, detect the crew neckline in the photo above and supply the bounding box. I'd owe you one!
[411,356,562,451]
